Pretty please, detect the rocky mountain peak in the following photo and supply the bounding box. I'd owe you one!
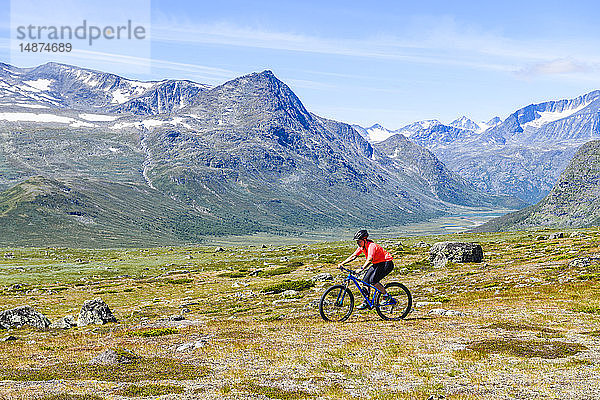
[486,116,502,126]
[450,116,480,131]
[206,69,313,128]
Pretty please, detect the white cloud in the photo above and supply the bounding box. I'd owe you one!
[150,15,600,78]
[515,58,598,78]
[151,21,516,72]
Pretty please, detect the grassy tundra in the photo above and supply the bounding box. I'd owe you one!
[1,229,600,399]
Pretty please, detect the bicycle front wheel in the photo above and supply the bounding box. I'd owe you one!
[375,282,412,321]
[319,284,354,322]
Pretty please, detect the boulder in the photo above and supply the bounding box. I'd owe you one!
[89,348,140,365]
[569,256,600,269]
[311,273,333,282]
[414,241,430,248]
[176,340,206,351]
[414,301,443,308]
[549,232,565,239]
[77,298,117,327]
[0,305,51,330]
[50,315,77,329]
[428,308,466,317]
[176,335,213,351]
[429,242,483,267]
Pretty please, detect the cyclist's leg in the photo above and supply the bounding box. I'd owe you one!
[362,266,376,297]
[357,266,376,309]
[371,261,394,295]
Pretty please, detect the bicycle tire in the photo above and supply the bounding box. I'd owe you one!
[374,282,412,321]
[319,284,354,322]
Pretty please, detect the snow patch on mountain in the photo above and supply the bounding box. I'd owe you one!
[111,89,130,104]
[366,123,396,142]
[396,120,442,137]
[110,81,156,104]
[79,113,119,122]
[70,120,96,128]
[0,111,97,128]
[23,79,53,91]
[15,103,49,109]
[110,117,191,130]
[0,112,74,123]
[522,101,592,129]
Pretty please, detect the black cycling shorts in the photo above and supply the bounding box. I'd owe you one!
[363,260,394,285]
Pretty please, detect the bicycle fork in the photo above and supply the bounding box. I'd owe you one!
[335,281,350,307]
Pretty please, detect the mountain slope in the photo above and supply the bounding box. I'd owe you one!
[374,134,524,208]
[488,90,600,143]
[0,63,524,246]
[141,70,499,230]
[0,176,258,247]
[407,91,600,203]
[475,140,600,231]
[351,123,397,143]
[0,62,210,114]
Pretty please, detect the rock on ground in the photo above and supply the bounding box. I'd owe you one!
[430,242,484,268]
[89,349,140,365]
[77,298,117,327]
[414,301,443,308]
[0,305,51,330]
[428,308,466,317]
[311,273,333,282]
[569,256,600,269]
[50,315,77,329]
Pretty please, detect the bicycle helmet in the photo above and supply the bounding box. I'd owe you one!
[353,229,368,240]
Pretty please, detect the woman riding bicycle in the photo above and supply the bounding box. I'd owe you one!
[337,229,394,310]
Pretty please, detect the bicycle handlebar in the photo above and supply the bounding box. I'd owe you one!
[338,266,357,275]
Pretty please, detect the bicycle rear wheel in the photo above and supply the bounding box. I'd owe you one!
[374,282,412,321]
[319,284,354,322]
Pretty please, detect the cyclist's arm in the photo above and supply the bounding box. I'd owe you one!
[338,254,358,267]
[356,258,373,274]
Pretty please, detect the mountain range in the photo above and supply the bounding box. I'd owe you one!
[0,62,518,247]
[475,140,600,231]
[358,91,600,203]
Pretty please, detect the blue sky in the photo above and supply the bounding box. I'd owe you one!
[2,0,600,128]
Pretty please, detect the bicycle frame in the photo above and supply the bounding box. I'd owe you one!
[339,266,382,308]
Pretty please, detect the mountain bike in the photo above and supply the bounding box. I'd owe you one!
[319,266,412,321]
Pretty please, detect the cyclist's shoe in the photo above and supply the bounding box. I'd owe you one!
[357,301,372,310]
[382,294,396,305]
